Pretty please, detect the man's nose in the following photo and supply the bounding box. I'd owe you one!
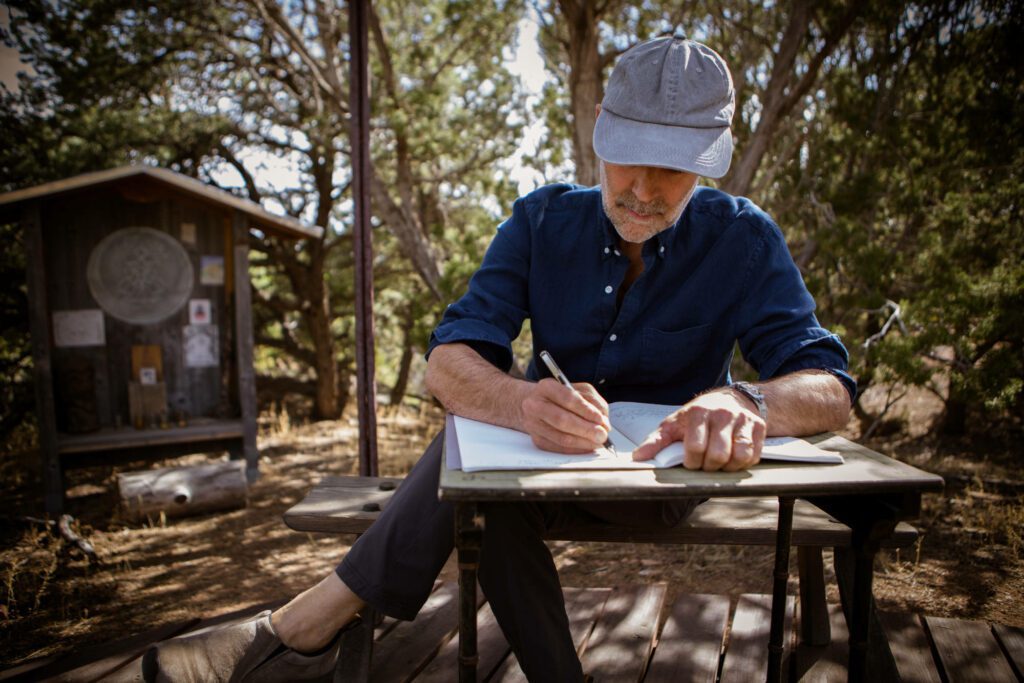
[631,169,658,203]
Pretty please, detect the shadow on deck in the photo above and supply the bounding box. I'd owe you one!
[2,582,1022,682]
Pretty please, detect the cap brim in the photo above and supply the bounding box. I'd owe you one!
[592,109,733,179]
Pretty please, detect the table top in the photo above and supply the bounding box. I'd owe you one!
[438,415,944,503]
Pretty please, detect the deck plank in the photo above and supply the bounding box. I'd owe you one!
[490,586,612,683]
[793,601,848,682]
[413,601,510,682]
[875,611,942,683]
[11,587,1024,683]
[4,619,199,683]
[370,582,464,682]
[992,624,1024,681]
[925,615,1018,682]
[719,594,795,683]
[7,599,283,683]
[579,584,666,682]
[644,593,729,683]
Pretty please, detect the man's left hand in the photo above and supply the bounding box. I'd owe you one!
[632,389,766,471]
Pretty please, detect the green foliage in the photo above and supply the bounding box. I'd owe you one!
[0,0,231,186]
[531,0,1023,432]
[3,0,1020,432]
[2,0,529,420]
[772,0,1024,431]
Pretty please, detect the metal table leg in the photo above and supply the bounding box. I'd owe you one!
[767,496,795,683]
[456,502,483,682]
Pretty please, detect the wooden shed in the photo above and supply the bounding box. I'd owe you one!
[0,166,322,514]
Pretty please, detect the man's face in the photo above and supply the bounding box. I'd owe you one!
[600,161,699,244]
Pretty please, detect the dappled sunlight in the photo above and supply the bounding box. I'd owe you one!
[2,401,1022,670]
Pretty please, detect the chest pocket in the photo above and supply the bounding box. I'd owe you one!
[639,323,713,383]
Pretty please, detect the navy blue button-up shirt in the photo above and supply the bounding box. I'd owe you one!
[427,184,855,406]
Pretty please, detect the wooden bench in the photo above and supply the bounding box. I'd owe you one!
[283,474,919,680]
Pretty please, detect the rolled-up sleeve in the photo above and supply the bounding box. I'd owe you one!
[735,218,857,402]
[426,197,533,371]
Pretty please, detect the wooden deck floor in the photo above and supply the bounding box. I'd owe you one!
[3,582,1022,682]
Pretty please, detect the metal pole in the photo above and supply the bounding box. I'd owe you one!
[349,0,378,476]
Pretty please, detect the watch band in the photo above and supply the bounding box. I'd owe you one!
[730,381,768,421]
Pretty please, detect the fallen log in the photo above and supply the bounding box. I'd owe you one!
[118,460,248,522]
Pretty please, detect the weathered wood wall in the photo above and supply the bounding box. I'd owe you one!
[41,185,236,431]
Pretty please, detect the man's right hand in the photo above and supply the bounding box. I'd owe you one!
[425,343,610,454]
[520,378,611,454]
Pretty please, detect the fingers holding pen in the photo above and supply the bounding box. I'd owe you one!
[521,378,610,453]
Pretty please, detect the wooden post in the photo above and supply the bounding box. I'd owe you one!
[349,0,379,477]
[23,203,64,515]
[232,210,260,481]
[797,546,832,646]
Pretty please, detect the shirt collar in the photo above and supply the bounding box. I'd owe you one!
[599,205,681,261]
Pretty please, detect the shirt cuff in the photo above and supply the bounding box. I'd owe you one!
[772,353,857,404]
[426,323,514,373]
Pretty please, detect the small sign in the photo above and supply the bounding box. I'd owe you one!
[183,324,218,368]
[139,367,158,385]
[189,299,212,325]
[52,310,105,347]
[200,255,224,285]
[180,222,197,245]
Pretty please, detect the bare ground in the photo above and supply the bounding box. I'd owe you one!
[1,387,1021,669]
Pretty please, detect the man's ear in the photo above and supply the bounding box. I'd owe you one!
[595,103,602,117]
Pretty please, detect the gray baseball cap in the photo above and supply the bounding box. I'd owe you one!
[593,36,735,178]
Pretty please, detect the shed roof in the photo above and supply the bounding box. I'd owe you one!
[0,165,323,240]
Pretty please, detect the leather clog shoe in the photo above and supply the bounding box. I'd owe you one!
[142,610,350,683]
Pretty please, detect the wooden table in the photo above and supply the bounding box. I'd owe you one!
[438,416,944,682]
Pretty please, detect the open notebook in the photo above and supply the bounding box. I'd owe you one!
[452,401,842,473]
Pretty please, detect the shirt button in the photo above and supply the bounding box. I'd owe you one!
[604,285,613,294]
[598,378,606,384]
[614,249,621,256]
[604,247,610,254]
[609,333,618,341]
[659,245,665,254]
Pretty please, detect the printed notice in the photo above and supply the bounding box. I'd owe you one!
[200,255,224,285]
[189,299,212,325]
[183,324,219,367]
[52,310,106,347]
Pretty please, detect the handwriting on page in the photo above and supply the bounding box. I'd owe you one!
[607,402,677,445]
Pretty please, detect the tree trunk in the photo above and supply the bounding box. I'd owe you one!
[309,151,343,420]
[941,380,968,435]
[389,305,417,407]
[563,0,604,187]
[721,1,859,198]
[308,253,340,419]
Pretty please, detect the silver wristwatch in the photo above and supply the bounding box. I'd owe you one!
[730,381,767,421]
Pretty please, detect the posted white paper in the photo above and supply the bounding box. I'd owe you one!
[52,309,106,347]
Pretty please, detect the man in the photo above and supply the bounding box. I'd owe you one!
[145,36,853,682]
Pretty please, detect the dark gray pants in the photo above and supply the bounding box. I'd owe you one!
[336,430,699,682]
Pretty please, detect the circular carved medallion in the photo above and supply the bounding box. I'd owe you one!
[87,227,194,325]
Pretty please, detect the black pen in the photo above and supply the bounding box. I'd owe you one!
[539,350,617,454]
